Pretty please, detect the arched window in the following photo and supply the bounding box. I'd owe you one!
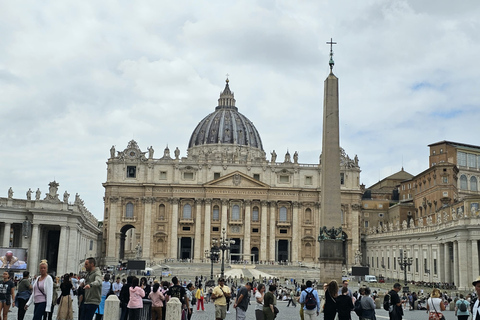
[182,204,192,219]
[279,206,287,222]
[252,206,259,222]
[305,208,312,224]
[232,205,240,220]
[460,175,468,190]
[471,176,478,192]
[105,208,109,219]
[213,205,220,221]
[158,204,166,220]
[125,202,134,218]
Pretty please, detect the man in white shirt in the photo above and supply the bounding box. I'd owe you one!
[113,277,123,297]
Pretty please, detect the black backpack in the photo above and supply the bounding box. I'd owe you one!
[383,294,391,312]
[459,299,468,312]
[304,289,317,310]
[354,296,363,317]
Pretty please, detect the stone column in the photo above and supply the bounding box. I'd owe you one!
[3,223,11,247]
[67,226,78,272]
[458,240,468,290]
[269,202,276,262]
[443,242,450,283]
[142,197,154,261]
[221,199,229,232]
[194,199,203,262]
[438,243,445,283]
[291,202,299,262]
[29,224,40,275]
[57,225,68,275]
[203,199,212,259]
[260,201,268,262]
[243,201,251,262]
[170,198,179,259]
[106,197,119,262]
[472,240,479,281]
[453,241,459,287]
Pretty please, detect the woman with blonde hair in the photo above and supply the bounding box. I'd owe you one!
[323,280,338,320]
[25,260,54,320]
[426,288,445,320]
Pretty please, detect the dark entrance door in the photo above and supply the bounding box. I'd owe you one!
[46,230,60,273]
[230,238,241,262]
[180,237,192,260]
[251,247,259,263]
[277,240,289,262]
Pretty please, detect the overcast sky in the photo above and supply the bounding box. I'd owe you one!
[1,0,479,220]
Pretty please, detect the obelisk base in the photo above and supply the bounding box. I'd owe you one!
[318,241,344,285]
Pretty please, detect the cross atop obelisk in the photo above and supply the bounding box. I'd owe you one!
[326,38,337,72]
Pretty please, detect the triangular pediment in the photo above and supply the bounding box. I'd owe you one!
[204,171,270,188]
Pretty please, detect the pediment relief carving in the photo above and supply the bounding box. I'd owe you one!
[204,171,269,188]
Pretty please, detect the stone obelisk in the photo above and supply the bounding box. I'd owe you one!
[318,38,344,284]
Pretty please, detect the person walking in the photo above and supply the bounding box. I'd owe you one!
[254,284,265,320]
[57,274,73,320]
[336,286,354,320]
[149,282,165,320]
[80,257,102,320]
[127,277,145,320]
[262,285,277,320]
[211,278,231,320]
[233,282,252,320]
[299,280,321,320]
[195,284,205,311]
[25,260,53,320]
[324,280,339,320]
[387,283,403,320]
[359,287,375,320]
[287,289,297,307]
[455,293,469,320]
[15,271,32,320]
[427,288,445,320]
[0,271,15,320]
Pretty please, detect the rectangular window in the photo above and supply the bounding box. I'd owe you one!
[182,227,190,231]
[89,240,93,250]
[252,228,259,233]
[424,258,428,273]
[434,259,437,274]
[378,204,383,208]
[415,258,419,272]
[457,151,467,166]
[253,174,260,181]
[388,257,390,269]
[443,191,448,197]
[376,257,379,268]
[214,172,221,180]
[184,172,194,180]
[364,204,369,208]
[279,175,289,183]
[394,257,396,270]
[212,227,219,232]
[468,153,476,168]
[159,171,167,180]
[280,229,287,234]
[442,177,448,183]
[305,176,313,185]
[364,221,369,228]
[127,166,136,178]
[340,173,345,185]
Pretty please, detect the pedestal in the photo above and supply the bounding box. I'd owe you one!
[318,240,343,284]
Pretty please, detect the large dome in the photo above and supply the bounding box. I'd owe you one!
[188,80,264,151]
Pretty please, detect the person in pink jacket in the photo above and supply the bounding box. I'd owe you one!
[148,282,165,320]
[127,277,145,319]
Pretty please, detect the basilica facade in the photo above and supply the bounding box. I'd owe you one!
[102,80,363,267]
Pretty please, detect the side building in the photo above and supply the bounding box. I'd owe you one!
[0,181,101,275]
[102,80,363,267]
[364,141,480,291]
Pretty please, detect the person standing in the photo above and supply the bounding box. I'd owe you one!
[262,285,277,320]
[81,257,102,320]
[77,280,85,320]
[336,286,354,320]
[299,280,321,320]
[471,277,480,320]
[426,288,445,320]
[387,283,403,320]
[0,271,15,320]
[119,276,133,320]
[211,278,231,320]
[57,274,73,320]
[95,274,111,320]
[455,293,470,320]
[185,283,195,320]
[233,282,252,320]
[338,280,352,298]
[195,284,205,311]
[127,277,145,320]
[25,261,53,320]
[166,277,186,307]
[359,287,375,320]
[113,277,123,297]
[15,271,32,320]
[323,280,338,320]
[149,282,165,320]
[254,284,265,320]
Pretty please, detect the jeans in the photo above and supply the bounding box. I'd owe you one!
[80,303,99,320]
[33,302,46,320]
[17,298,28,320]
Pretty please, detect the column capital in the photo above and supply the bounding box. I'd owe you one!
[261,200,268,207]
[204,198,212,205]
[195,199,204,205]
[292,201,301,208]
[244,200,252,206]
[221,199,229,206]
[109,196,120,203]
[169,198,180,205]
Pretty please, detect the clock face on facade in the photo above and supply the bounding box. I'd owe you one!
[128,150,136,157]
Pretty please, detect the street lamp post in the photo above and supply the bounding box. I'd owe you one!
[205,249,219,280]
[396,250,413,286]
[212,228,235,279]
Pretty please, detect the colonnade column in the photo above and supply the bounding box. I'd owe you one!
[194,199,203,262]
[203,199,212,260]
[472,240,479,281]
[260,201,268,262]
[67,227,78,272]
[57,226,68,275]
[444,242,451,283]
[453,241,459,287]
[29,224,40,275]
[3,223,11,247]
[291,202,299,262]
[243,201,251,262]
[269,202,276,262]
[438,243,445,282]
[458,240,468,290]
[221,199,228,232]
[142,198,153,261]
[106,197,119,262]
[170,198,179,259]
